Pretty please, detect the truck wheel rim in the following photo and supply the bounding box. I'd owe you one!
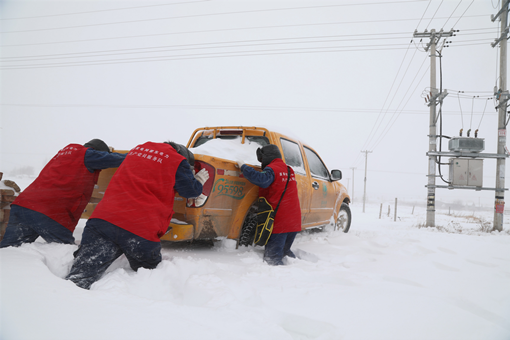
[336,211,348,231]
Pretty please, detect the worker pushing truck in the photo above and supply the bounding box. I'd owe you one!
[81,127,352,246]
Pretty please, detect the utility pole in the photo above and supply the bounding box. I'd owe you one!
[350,167,356,204]
[361,151,372,213]
[413,28,454,227]
[491,1,509,231]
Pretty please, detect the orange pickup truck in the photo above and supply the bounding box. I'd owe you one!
[82,126,351,246]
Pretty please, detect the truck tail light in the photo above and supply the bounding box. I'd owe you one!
[187,160,215,208]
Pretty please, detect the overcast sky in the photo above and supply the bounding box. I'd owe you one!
[1,0,508,206]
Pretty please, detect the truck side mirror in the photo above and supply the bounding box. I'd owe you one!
[331,169,342,181]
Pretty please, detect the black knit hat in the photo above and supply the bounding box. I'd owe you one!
[256,144,281,169]
[166,141,195,168]
[84,139,110,153]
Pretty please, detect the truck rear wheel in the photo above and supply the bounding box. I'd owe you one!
[238,203,257,246]
[335,203,351,233]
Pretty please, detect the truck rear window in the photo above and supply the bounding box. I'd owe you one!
[194,135,270,148]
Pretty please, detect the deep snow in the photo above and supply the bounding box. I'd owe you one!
[1,190,509,340]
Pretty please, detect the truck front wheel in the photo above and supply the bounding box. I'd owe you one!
[335,203,351,233]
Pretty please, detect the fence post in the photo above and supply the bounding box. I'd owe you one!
[379,203,383,219]
[394,198,398,222]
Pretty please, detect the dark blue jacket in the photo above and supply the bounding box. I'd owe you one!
[84,149,126,172]
[240,164,275,188]
[174,160,203,198]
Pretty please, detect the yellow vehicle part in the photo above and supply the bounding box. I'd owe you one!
[81,203,97,219]
[187,126,271,147]
[171,154,260,241]
[160,222,194,241]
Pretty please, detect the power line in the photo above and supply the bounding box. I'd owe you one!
[369,57,430,151]
[469,95,476,130]
[1,103,495,117]
[1,21,494,49]
[450,41,496,47]
[358,3,454,159]
[351,25,489,167]
[364,33,470,155]
[0,32,415,62]
[0,13,488,34]
[446,88,494,93]
[461,27,499,31]
[369,169,429,175]
[355,1,433,167]
[425,0,444,29]
[0,43,416,70]
[1,0,429,21]
[0,1,211,20]
[416,0,433,28]
[0,1,429,34]
[451,0,475,29]
[362,47,420,152]
[0,103,434,112]
[455,30,498,36]
[442,0,463,29]
[458,92,465,129]
[0,24,423,48]
[477,98,491,130]
[453,37,497,43]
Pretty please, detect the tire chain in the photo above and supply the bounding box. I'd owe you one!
[238,205,257,246]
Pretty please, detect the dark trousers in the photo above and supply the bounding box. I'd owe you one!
[0,205,75,248]
[66,218,162,290]
[263,231,297,266]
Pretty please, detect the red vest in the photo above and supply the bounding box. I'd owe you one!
[259,159,301,234]
[13,144,98,232]
[91,142,185,242]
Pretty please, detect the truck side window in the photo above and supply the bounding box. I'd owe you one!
[304,147,330,180]
[280,138,306,175]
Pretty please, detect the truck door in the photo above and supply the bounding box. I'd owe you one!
[280,138,310,227]
[302,146,337,226]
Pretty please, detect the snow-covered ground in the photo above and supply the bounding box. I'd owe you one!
[1,187,509,340]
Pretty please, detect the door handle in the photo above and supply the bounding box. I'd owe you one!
[312,181,319,190]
